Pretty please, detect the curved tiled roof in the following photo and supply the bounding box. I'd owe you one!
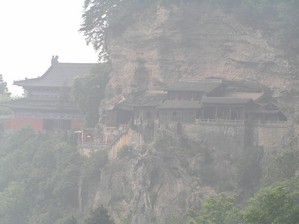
[14,62,97,88]
[201,97,253,105]
[165,79,223,92]
[3,98,80,112]
[157,100,202,109]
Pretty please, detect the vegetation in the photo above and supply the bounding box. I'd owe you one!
[0,126,298,223]
[185,140,299,224]
[244,184,299,224]
[84,205,115,224]
[0,74,12,115]
[81,0,299,64]
[237,147,263,192]
[263,147,299,185]
[72,63,110,128]
[189,178,299,224]
[0,127,108,224]
[80,0,153,60]
[190,194,243,224]
[0,75,9,95]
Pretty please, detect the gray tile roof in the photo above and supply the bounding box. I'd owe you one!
[202,97,253,105]
[157,100,202,109]
[4,98,80,112]
[116,93,167,109]
[165,79,223,92]
[14,62,97,88]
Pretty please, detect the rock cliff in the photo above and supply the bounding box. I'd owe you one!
[93,131,235,224]
[105,2,295,102]
[90,2,298,223]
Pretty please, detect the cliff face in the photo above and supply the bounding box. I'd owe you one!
[92,2,297,223]
[105,2,293,101]
[92,130,242,224]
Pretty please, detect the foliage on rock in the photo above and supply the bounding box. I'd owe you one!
[84,205,115,224]
[72,63,110,127]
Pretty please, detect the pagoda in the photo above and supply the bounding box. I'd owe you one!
[6,57,97,131]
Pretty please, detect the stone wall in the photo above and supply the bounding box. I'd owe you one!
[184,121,245,151]
[162,120,290,152]
[253,122,290,152]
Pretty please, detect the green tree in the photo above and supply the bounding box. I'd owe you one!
[244,185,299,224]
[0,74,11,115]
[263,148,299,186]
[80,0,154,60]
[80,0,120,60]
[0,128,84,224]
[237,147,263,191]
[192,194,244,224]
[0,74,8,95]
[62,216,78,224]
[84,205,114,224]
[72,63,110,127]
[0,182,28,224]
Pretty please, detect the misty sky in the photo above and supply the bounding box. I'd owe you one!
[0,0,98,96]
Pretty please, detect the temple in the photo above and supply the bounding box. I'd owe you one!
[5,59,97,131]
[105,78,287,127]
[3,62,287,135]
[159,79,287,124]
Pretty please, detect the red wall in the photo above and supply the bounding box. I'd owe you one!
[7,118,44,131]
[4,117,83,131]
[71,119,83,130]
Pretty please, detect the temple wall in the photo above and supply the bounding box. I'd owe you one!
[182,121,245,152]
[253,122,290,151]
[71,119,83,130]
[160,121,290,152]
[7,117,43,131]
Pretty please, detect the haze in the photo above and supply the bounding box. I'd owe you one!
[0,0,97,96]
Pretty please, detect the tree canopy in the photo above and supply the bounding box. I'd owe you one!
[72,63,110,127]
[0,75,8,95]
[189,178,299,224]
[80,0,153,60]
[244,184,299,224]
[0,127,107,224]
[84,205,114,224]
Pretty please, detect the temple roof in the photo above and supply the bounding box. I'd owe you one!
[3,98,80,112]
[14,62,97,88]
[116,93,167,109]
[222,92,263,101]
[165,79,223,92]
[157,100,202,109]
[202,97,253,105]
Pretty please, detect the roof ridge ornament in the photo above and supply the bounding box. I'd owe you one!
[51,55,59,65]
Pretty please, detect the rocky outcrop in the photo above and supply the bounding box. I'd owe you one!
[93,2,297,223]
[91,127,254,224]
[92,133,218,224]
[105,2,292,103]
